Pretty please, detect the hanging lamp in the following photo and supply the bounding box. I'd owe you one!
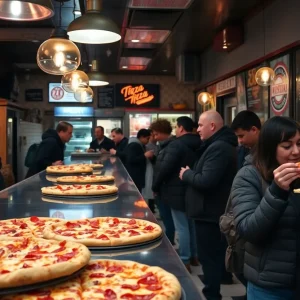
[67,0,121,44]
[37,1,81,75]
[87,60,109,86]
[61,70,89,93]
[197,92,213,106]
[255,6,275,86]
[74,86,94,102]
[0,0,54,21]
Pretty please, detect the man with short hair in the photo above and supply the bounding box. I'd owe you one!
[26,121,73,177]
[88,126,115,153]
[179,110,238,300]
[109,128,128,161]
[231,110,261,169]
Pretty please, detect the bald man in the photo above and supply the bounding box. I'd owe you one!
[179,110,238,300]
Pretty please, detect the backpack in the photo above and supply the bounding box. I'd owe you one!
[219,168,268,274]
[25,143,39,168]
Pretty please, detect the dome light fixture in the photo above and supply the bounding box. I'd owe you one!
[255,67,275,87]
[67,0,121,44]
[0,0,54,21]
[87,60,109,86]
[74,86,94,102]
[61,70,89,93]
[197,92,213,106]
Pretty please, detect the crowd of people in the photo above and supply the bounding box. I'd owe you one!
[24,110,300,300]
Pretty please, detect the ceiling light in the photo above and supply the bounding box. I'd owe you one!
[74,86,94,103]
[197,92,213,105]
[0,0,54,21]
[131,39,140,43]
[67,0,121,44]
[87,60,109,86]
[255,67,275,87]
[37,28,81,75]
[122,66,128,69]
[61,70,89,93]
[162,69,168,72]
[73,9,81,16]
[223,44,227,49]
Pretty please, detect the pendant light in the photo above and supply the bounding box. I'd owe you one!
[197,92,213,105]
[67,0,121,44]
[255,6,275,86]
[0,0,54,21]
[61,70,89,93]
[87,60,109,86]
[37,1,81,75]
[74,86,94,102]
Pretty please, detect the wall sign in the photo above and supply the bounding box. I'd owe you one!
[98,85,115,108]
[25,89,43,101]
[115,84,160,107]
[270,54,290,117]
[216,76,236,95]
[54,106,94,117]
[49,83,93,103]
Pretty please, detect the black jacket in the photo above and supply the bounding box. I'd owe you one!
[124,138,146,190]
[115,137,128,163]
[89,136,115,152]
[152,133,201,211]
[26,129,65,178]
[231,158,300,290]
[182,126,238,222]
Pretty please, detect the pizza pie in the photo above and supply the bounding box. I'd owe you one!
[2,259,181,300]
[46,165,93,174]
[56,175,115,184]
[43,217,162,246]
[75,163,104,169]
[41,184,118,196]
[0,217,63,239]
[0,237,90,288]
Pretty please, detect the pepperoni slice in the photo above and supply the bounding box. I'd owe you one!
[86,184,91,188]
[37,297,54,300]
[56,249,78,263]
[66,222,81,228]
[105,230,116,234]
[97,185,105,190]
[56,185,63,190]
[128,230,140,237]
[120,293,155,300]
[22,263,31,268]
[146,285,162,291]
[30,216,40,222]
[89,220,99,228]
[6,244,19,253]
[19,223,28,229]
[144,225,154,231]
[112,218,120,224]
[90,273,105,278]
[0,270,10,274]
[137,273,158,285]
[104,289,117,300]
[86,262,105,270]
[121,284,140,291]
[106,274,115,278]
[111,234,120,238]
[127,219,137,225]
[106,266,123,273]
[96,234,109,240]
[24,253,42,260]
[52,246,66,253]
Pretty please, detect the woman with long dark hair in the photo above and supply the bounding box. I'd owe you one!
[231,116,300,299]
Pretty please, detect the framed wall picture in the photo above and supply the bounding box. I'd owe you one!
[25,89,43,101]
[97,85,115,108]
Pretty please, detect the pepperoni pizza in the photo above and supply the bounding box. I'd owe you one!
[46,165,93,174]
[56,175,115,184]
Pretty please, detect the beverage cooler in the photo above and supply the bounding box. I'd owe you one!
[124,110,195,137]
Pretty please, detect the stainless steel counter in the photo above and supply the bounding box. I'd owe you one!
[0,155,202,299]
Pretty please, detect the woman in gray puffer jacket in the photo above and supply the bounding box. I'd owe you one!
[231,116,300,300]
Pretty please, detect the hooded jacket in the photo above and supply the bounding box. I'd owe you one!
[231,156,300,291]
[152,133,201,211]
[124,137,146,191]
[182,126,238,222]
[26,129,65,177]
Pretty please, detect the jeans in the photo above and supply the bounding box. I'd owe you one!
[155,196,175,245]
[171,208,197,264]
[247,282,294,300]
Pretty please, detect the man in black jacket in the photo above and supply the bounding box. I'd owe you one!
[109,128,128,162]
[88,126,115,153]
[152,116,201,272]
[26,121,73,178]
[180,110,238,300]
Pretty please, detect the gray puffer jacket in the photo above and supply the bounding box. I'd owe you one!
[231,158,300,289]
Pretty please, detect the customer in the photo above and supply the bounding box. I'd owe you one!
[179,110,238,300]
[26,121,73,178]
[150,119,176,245]
[231,116,300,300]
[231,110,261,169]
[109,128,128,162]
[124,129,154,192]
[152,116,201,272]
[88,126,115,152]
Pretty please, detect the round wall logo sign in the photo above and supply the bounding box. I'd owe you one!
[51,86,64,101]
[270,62,289,115]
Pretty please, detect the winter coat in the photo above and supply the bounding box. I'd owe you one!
[115,137,128,163]
[89,136,115,152]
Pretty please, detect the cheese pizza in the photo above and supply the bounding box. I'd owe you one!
[2,259,181,300]
[0,237,90,288]
[41,184,118,196]
[56,175,115,184]
[43,217,162,246]
[46,165,93,174]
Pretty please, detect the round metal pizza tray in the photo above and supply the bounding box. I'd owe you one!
[0,266,85,296]
[41,192,118,200]
[42,195,118,205]
[46,172,93,177]
[88,234,163,251]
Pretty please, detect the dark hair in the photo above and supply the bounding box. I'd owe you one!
[150,119,172,135]
[253,116,300,181]
[231,110,261,131]
[137,129,151,139]
[111,128,123,134]
[177,116,194,132]
[95,126,104,132]
[56,121,73,132]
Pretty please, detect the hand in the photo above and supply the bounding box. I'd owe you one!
[110,149,116,155]
[100,148,109,154]
[110,157,116,164]
[52,160,63,166]
[273,163,300,191]
[87,148,94,153]
[145,150,154,159]
[179,166,190,180]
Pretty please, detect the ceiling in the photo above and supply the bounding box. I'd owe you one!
[0,0,269,76]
